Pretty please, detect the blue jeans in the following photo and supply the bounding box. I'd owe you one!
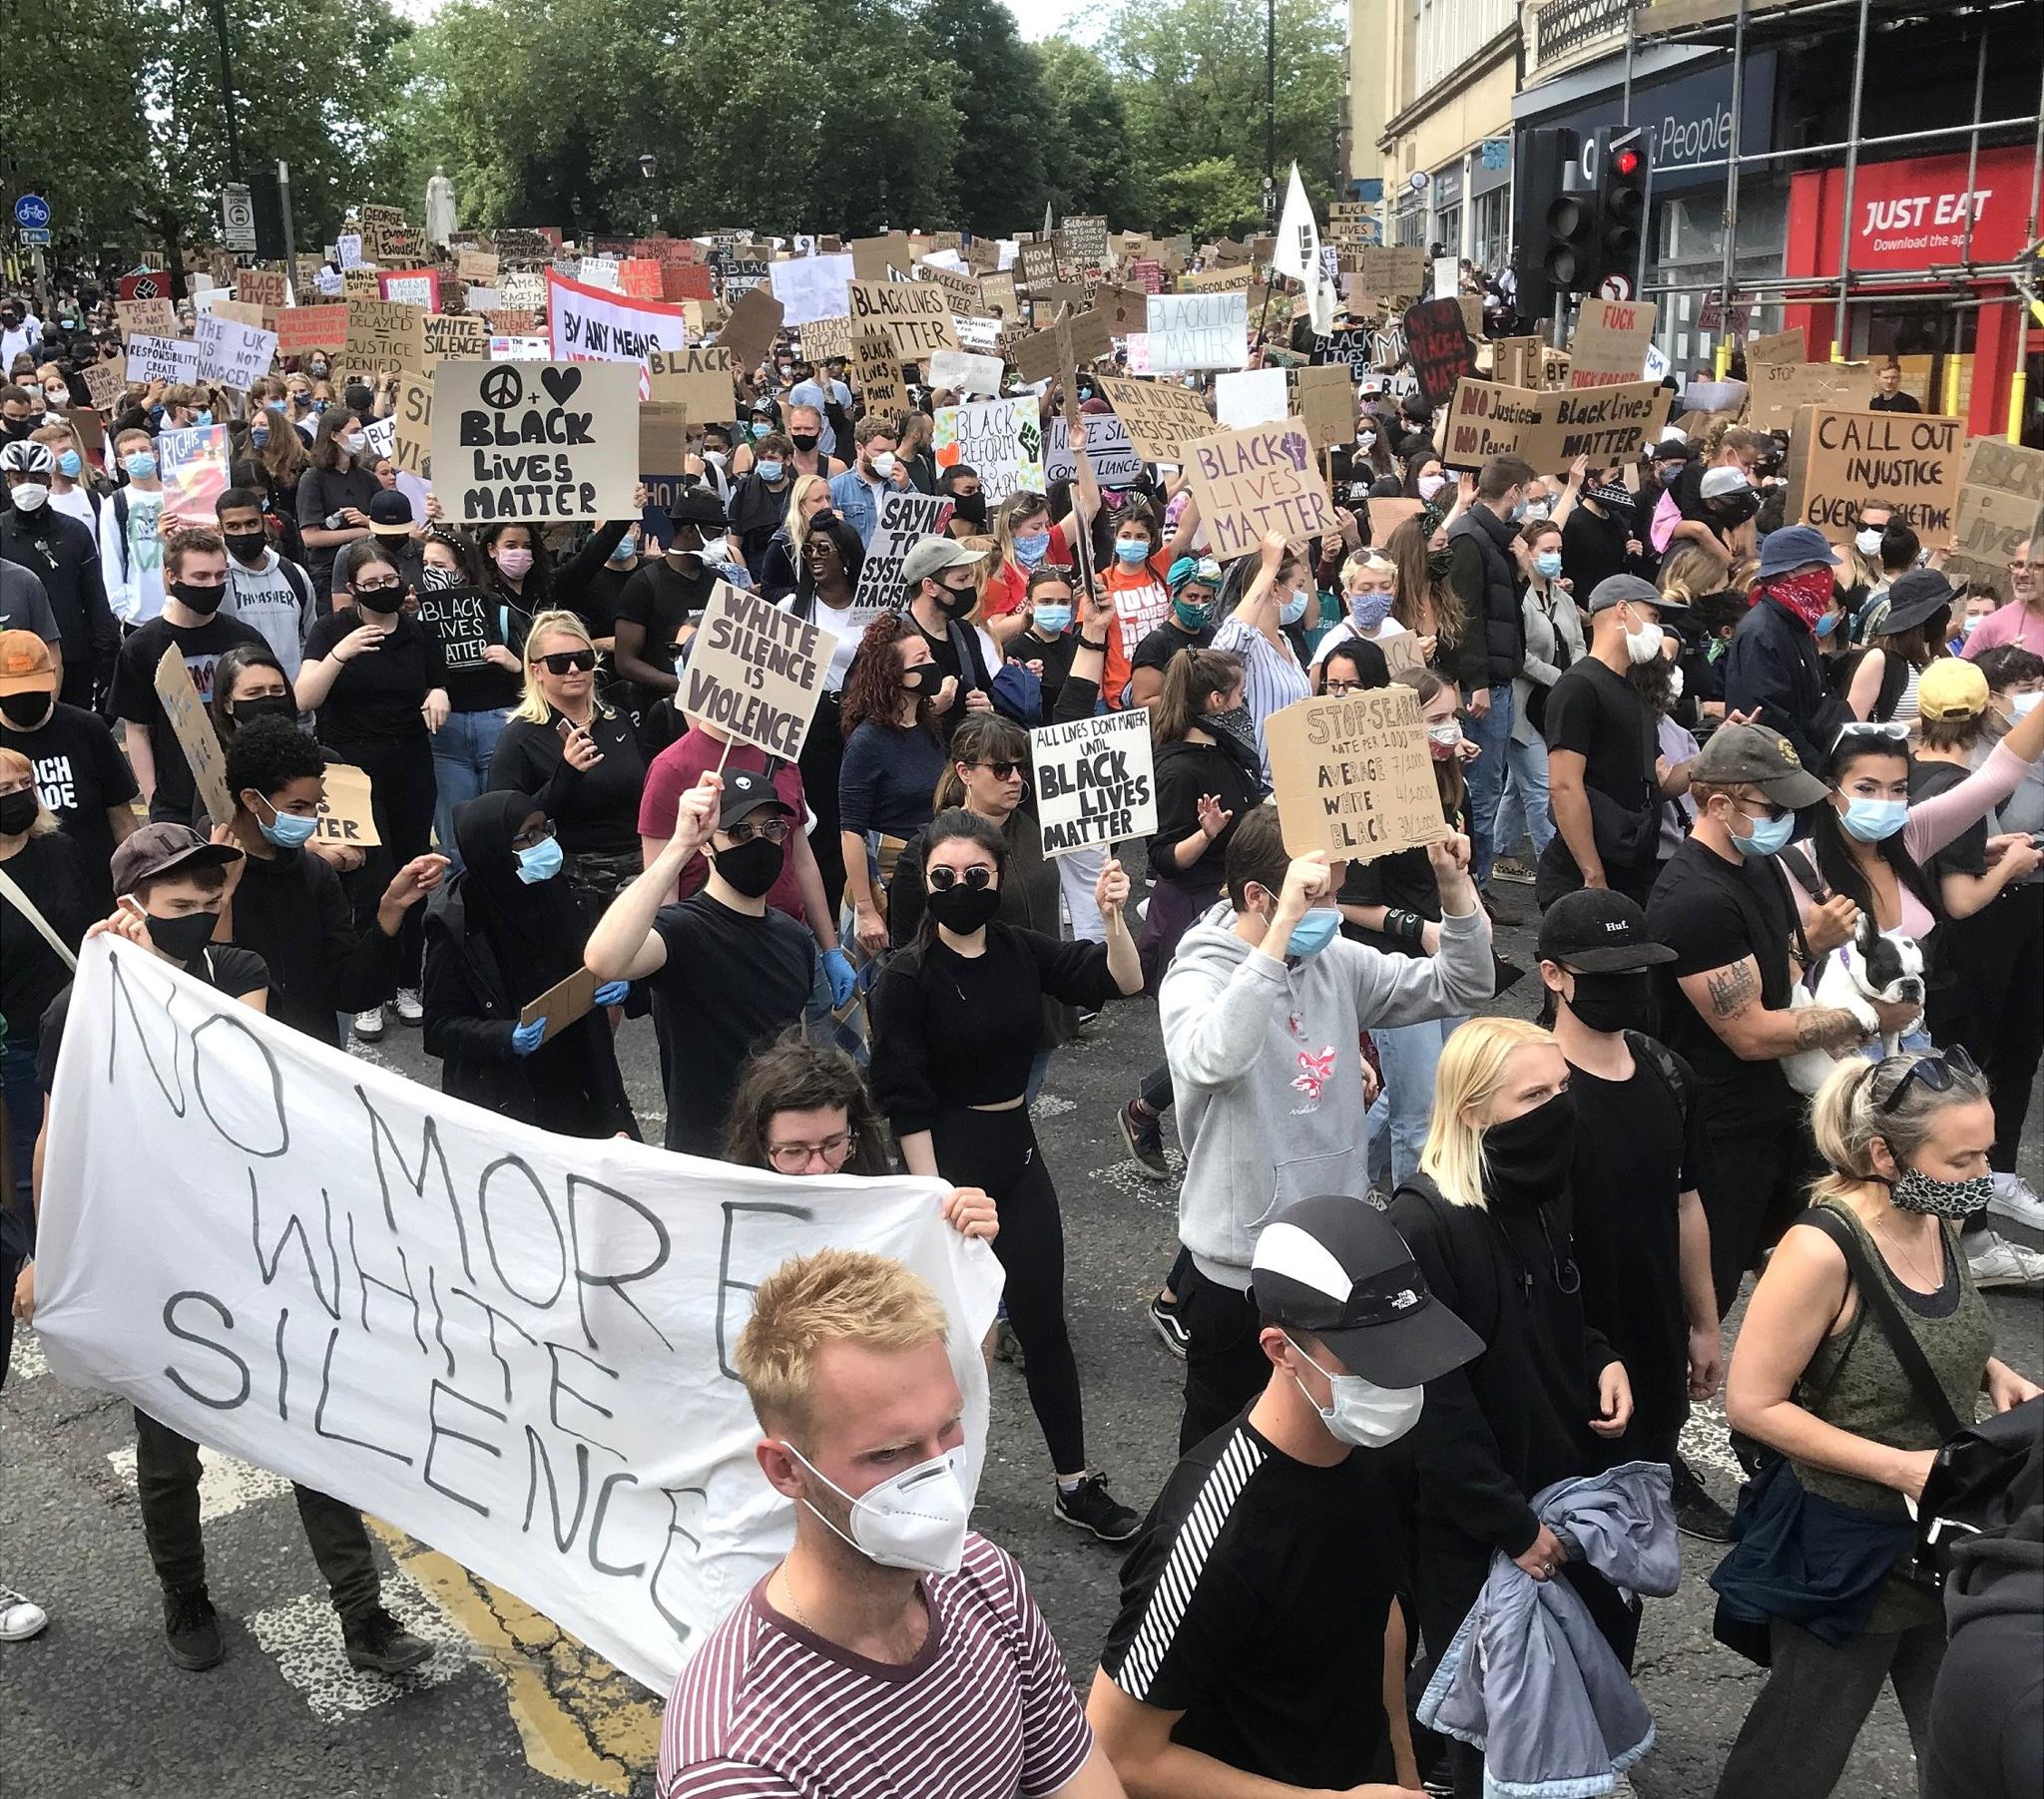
[1493,733,1555,863]
[431,707,512,870]
[1365,1014,1469,1194]
[1462,683,1515,888]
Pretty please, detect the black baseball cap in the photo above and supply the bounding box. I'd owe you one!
[368,489,414,534]
[1537,888,1676,973]
[1250,1194,1480,1388]
[718,767,793,830]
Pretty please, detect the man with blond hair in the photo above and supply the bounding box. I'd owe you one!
[658,1248,1125,1799]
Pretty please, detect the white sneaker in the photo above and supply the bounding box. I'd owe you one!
[1986,1173,2044,1233]
[1965,1228,2044,1289]
[352,1006,386,1043]
[393,988,424,1025]
[0,1587,49,1641]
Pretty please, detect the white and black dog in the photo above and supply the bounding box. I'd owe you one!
[1784,915,1927,1092]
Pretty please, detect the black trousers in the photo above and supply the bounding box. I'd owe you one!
[132,1408,383,1622]
[1177,1262,1270,1453]
[1699,1107,1817,1315]
[330,730,436,983]
[1927,882,2043,1174]
[797,690,847,919]
[930,1107,1086,1474]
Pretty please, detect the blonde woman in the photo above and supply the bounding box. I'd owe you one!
[1711,1051,2037,1798]
[486,610,647,907]
[759,472,835,602]
[1388,1017,1637,1794]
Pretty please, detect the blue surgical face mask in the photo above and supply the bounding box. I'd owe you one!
[124,450,158,481]
[1534,551,1563,581]
[256,796,320,849]
[1731,807,1793,858]
[1014,530,1050,569]
[1279,588,1310,626]
[194,409,213,427]
[1285,908,1340,959]
[1838,796,1907,843]
[608,536,638,563]
[57,449,82,478]
[756,458,784,484]
[516,837,564,884]
[1032,602,1072,633]
[1115,538,1150,565]
[1813,610,1840,640]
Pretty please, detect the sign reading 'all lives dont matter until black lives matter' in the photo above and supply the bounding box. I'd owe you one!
[1030,709,1158,857]
[680,582,838,759]
[432,359,640,525]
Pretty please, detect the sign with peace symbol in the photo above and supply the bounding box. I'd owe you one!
[479,364,523,409]
[432,356,641,527]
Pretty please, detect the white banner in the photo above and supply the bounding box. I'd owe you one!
[767,252,854,328]
[34,937,1004,1694]
[546,268,691,366]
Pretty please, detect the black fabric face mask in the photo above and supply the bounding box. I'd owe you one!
[170,580,227,616]
[145,909,220,965]
[790,432,820,453]
[0,788,39,835]
[224,531,267,565]
[1482,1090,1579,1210]
[0,689,54,728]
[901,663,944,695]
[231,694,296,726]
[949,493,987,527]
[1565,970,1654,1037]
[710,834,784,899]
[925,881,1001,934]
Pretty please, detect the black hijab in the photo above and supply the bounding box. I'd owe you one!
[450,789,585,1007]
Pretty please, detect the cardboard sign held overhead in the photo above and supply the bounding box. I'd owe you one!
[1031,710,1157,858]
[848,489,951,626]
[1745,325,1804,366]
[1441,378,1665,478]
[714,287,786,373]
[344,298,425,378]
[1290,364,1355,450]
[1567,300,1658,388]
[1785,405,1966,546]
[314,762,381,848]
[1746,358,1868,433]
[854,330,907,422]
[1402,298,1478,409]
[1145,293,1250,373]
[846,281,961,358]
[1182,420,1338,561]
[390,373,433,479]
[646,345,737,425]
[1096,373,1214,463]
[679,581,838,759]
[82,357,126,414]
[153,648,234,826]
[275,304,348,357]
[116,296,178,341]
[431,359,641,526]
[1265,686,1450,863]
[799,315,852,364]
[1356,246,1427,302]
[422,312,489,366]
[1952,439,2044,572]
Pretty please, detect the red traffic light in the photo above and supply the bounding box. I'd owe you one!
[1613,148,1641,177]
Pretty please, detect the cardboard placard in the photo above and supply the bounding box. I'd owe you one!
[979,271,1020,317]
[1017,240,1059,289]
[1952,439,2044,571]
[846,281,960,358]
[208,297,268,332]
[639,402,694,476]
[358,204,410,262]
[1182,420,1338,561]
[1031,709,1158,858]
[1745,325,1804,365]
[378,268,442,310]
[646,345,737,425]
[1060,216,1109,266]
[1784,405,1965,545]
[431,359,641,526]
[1179,265,1255,293]
[391,373,433,479]
[519,965,601,1042]
[275,304,348,357]
[1365,496,1424,545]
[194,314,277,390]
[713,287,786,373]
[1356,246,1427,302]
[1567,299,1658,388]
[799,315,852,364]
[1290,363,1356,450]
[1044,414,1145,488]
[83,357,127,413]
[237,266,286,316]
[422,311,489,366]
[1402,298,1478,409]
[853,331,907,422]
[457,249,501,283]
[915,261,987,318]
[117,296,178,341]
[1264,686,1449,863]
[1745,358,1868,433]
[153,647,234,826]
[849,231,912,282]
[1145,292,1249,373]
[848,489,951,626]
[1096,373,1214,463]
[1488,335,1544,390]
[126,336,202,386]
[313,761,381,847]
[1440,378,1665,477]
[344,298,425,377]
[678,581,837,759]
[1012,307,1111,384]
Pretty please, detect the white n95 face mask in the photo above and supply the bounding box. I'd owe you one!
[783,1442,970,1574]
[1284,1334,1426,1448]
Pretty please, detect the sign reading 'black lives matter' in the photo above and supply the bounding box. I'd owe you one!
[431,359,640,524]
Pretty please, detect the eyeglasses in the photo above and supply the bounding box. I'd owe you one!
[1878,1046,1980,1113]
[726,816,791,845]
[926,863,994,891]
[1323,677,1366,694]
[971,760,1022,780]
[353,580,403,599]
[1831,720,1910,751]
[766,1130,853,1172]
[537,649,597,675]
[510,820,556,851]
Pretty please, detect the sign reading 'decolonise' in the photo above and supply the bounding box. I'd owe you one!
[1265,686,1449,862]
[1786,405,1965,545]
[1182,421,1338,560]
[1031,709,1157,858]
[33,935,1001,1695]
[679,581,837,759]
[432,360,640,524]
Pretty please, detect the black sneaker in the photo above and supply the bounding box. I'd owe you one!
[163,1585,225,1670]
[1671,1456,1736,1543]
[342,1604,435,1674]
[1118,1100,1171,1179]
[1054,1472,1142,1543]
[1147,1292,1191,1358]
[1479,885,1522,926]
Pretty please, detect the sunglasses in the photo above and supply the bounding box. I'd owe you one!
[971,760,1022,780]
[926,863,994,891]
[726,816,791,845]
[1831,720,1910,750]
[537,649,597,675]
[1879,1046,1980,1113]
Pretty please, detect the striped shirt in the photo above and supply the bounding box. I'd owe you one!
[658,1534,1094,1798]
[1213,618,1310,778]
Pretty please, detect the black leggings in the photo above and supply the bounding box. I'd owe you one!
[330,731,436,982]
[931,1105,1085,1475]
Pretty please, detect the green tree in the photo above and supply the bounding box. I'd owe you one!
[916,0,1049,235]
[1032,37,1145,225]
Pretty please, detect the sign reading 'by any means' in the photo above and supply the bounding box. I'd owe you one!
[431,360,640,525]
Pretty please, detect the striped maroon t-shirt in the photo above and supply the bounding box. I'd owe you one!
[658,1533,1094,1798]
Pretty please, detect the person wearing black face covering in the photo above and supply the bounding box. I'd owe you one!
[1537,890,1732,1542]
[421,790,637,1137]
[105,530,264,820]
[899,535,995,743]
[585,767,818,1157]
[1388,1019,1638,1797]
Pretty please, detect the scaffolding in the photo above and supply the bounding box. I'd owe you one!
[1616,0,2044,430]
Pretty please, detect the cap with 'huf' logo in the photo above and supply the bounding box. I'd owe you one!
[1537,887,1677,973]
[1250,1194,1481,1388]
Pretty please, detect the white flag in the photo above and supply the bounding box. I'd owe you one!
[1274,163,1336,335]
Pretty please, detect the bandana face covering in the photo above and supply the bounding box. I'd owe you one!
[1768,567,1836,633]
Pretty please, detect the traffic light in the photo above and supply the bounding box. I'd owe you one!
[1592,126,1651,297]
[1512,126,1584,330]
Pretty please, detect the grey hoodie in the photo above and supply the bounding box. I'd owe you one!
[1160,900,1494,1288]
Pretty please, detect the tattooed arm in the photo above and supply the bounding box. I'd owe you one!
[1677,957,1865,1062]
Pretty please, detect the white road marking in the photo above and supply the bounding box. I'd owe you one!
[7,1328,47,1383]
[1679,1396,1744,1485]
[1086,1154,1185,1214]
[107,1441,292,1523]
[248,1568,471,1722]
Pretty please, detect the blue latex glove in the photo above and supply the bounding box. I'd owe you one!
[511,1018,547,1056]
[822,947,857,1008]
[593,980,631,1007]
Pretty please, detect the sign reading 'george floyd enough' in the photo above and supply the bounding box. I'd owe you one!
[33,936,1002,1695]
[432,360,640,524]
[679,581,838,759]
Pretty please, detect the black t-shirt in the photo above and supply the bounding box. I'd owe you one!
[616,560,719,684]
[294,463,381,590]
[649,890,816,1155]
[1098,1413,1406,1790]
[1568,1045,1709,1444]
[416,584,521,715]
[1008,627,1078,721]
[1542,657,1659,875]
[0,831,86,1046]
[1560,504,1640,601]
[1131,621,1212,682]
[107,613,266,820]
[1148,739,1261,889]
[37,943,271,1091]
[1910,758,1980,994]
[487,709,648,858]
[0,700,139,917]
[303,607,446,745]
[1866,390,1922,414]
[1647,836,1801,1122]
